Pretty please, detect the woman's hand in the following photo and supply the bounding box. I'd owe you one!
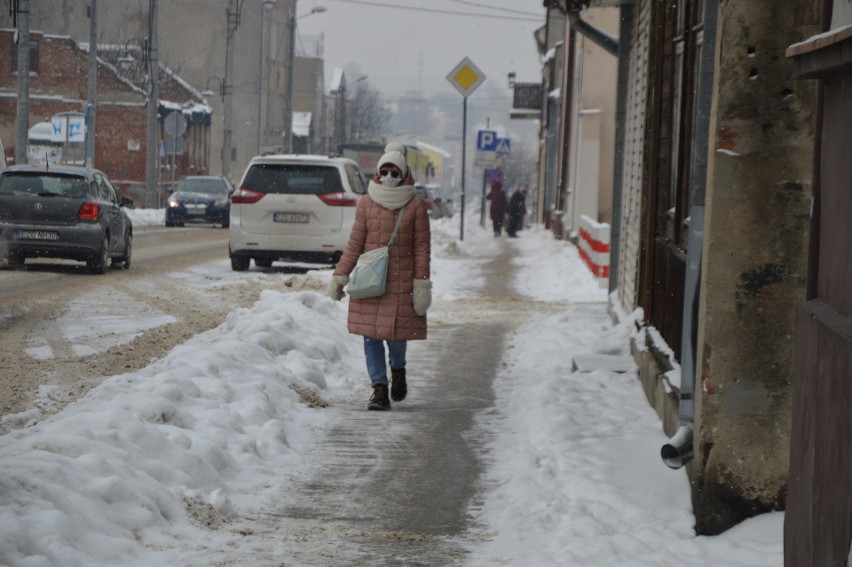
[326,275,349,301]
[413,279,432,315]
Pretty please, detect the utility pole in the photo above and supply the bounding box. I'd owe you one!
[282,0,297,153]
[223,0,240,179]
[14,0,30,166]
[146,0,159,207]
[86,0,97,168]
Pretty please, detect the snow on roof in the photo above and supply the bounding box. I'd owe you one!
[28,121,62,142]
[161,64,206,101]
[330,68,345,93]
[160,100,183,112]
[67,37,207,107]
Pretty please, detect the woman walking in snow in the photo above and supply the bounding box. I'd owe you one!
[326,143,432,411]
[486,180,508,236]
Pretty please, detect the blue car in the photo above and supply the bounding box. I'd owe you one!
[165,176,234,228]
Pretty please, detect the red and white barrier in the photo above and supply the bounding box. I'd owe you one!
[578,214,610,285]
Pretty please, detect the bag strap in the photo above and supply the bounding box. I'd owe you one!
[386,205,406,252]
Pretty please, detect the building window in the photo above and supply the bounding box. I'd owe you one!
[12,40,39,74]
[659,0,703,252]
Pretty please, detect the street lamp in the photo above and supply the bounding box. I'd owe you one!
[117,38,148,67]
[283,4,327,153]
[201,76,225,101]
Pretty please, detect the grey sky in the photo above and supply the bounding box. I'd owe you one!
[296,0,546,101]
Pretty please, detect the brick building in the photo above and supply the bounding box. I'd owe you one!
[0,29,211,206]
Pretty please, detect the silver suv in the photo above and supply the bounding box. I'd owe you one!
[228,155,367,270]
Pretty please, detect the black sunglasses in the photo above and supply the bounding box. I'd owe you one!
[379,169,401,178]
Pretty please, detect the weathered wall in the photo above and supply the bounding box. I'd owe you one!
[695,0,819,535]
[0,31,147,180]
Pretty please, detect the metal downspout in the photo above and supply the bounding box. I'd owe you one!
[661,0,719,469]
[567,10,619,57]
[607,2,633,303]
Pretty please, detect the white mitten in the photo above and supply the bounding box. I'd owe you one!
[412,279,432,315]
[326,275,349,301]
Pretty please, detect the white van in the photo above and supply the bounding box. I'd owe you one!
[228,154,368,270]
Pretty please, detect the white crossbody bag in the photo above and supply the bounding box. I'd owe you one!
[346,206,405,300]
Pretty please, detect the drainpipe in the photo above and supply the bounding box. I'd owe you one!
[661,0,719,470]
[566,9,619,57]
[607,2,633,303]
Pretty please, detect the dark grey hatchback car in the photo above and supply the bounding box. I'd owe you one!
[0,164,133,274]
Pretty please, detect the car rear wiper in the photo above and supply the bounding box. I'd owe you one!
[36,192,60,197]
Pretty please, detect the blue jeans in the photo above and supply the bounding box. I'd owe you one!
[363,337,407,387]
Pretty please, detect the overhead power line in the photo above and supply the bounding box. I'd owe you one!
[445,0,542,17]
[322,0,544,22]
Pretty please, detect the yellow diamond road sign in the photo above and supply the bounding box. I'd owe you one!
[447,57,486,98]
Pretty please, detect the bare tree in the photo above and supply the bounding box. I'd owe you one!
[349,82,391,143]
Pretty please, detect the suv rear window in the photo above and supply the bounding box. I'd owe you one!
[241,164,344,195]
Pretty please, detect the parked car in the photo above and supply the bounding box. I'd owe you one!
[165,175,234,228]
[228,155,367,270]
[0,164,133,274]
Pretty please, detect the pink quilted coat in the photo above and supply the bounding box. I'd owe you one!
[334,194,431,341]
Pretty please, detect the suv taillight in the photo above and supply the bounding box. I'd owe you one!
[78,202,100,220]
[231,188,265,204]
[318,192,357,207]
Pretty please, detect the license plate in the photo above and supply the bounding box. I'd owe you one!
[186,204,207,215]
[273,212,310,223]
[16,230,59,241]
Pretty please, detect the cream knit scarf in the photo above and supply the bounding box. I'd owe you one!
[367,180,415,210]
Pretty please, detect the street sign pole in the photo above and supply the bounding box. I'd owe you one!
[460,97,468,241]
[447,57,486,242]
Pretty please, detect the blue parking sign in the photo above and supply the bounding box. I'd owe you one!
[477,130,498,151]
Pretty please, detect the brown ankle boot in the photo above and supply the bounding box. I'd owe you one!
[367,384,391,411]
[390,368,407,402]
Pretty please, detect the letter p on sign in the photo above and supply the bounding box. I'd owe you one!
[477,130,497,151]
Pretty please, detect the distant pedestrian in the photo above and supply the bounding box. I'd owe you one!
[507,185,528,237]
[326,143,432,411]
[486,181,508,236]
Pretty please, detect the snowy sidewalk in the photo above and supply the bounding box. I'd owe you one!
[456,224,784,566]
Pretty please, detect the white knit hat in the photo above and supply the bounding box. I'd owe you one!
[378,142,407,174]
